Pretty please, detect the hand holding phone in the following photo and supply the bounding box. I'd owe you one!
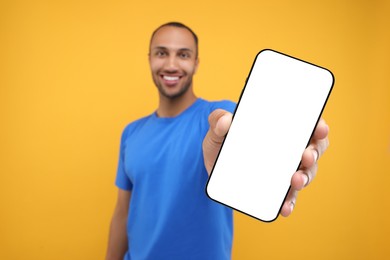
[206,49,334,222]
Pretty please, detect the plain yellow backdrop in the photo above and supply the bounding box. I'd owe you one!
[1,0,389,259]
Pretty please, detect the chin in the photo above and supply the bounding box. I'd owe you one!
[156,79,193,100]
[158,86,186,99]
[161,92,184,100]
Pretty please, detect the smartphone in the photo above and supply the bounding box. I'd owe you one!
[206,49,334,222]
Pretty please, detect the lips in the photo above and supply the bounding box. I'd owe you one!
[161,75,181,86]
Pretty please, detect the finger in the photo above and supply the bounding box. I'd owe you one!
[300,146,318,169]
[291,162,318,191]
[302,137,329,168]
[312,118,329,140]
[215,113,232,137]
[300,125,329,169]
[280,119,329,218]
[314,136,330,159]
[304,118,329,165]
[207,109,232,141]
[202,109,233,174]
[280,188,298,217]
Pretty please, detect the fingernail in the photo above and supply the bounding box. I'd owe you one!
[313,150,319,162]
[290,201,295,211]
[302,174,309,187]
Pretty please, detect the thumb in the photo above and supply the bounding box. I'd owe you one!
[208,109,233,140]
[203,109,233,175]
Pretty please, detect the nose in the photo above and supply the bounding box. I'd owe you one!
[165,55,179,71]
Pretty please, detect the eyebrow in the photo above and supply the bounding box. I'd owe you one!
[153,46,194,53]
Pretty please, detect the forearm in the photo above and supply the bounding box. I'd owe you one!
[106,209,128,260]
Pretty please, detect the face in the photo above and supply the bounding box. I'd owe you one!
[149,26,199,100]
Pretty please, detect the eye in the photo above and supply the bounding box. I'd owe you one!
[155,50,167,57]
[179,52,190,59]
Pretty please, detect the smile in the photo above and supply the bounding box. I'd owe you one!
[163,75,180,81]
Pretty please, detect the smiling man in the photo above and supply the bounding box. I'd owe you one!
[149,26,198,101]
[106,22,329,260]
[148,24,200,117]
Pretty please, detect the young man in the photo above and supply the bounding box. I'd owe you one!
[106,22,329,260]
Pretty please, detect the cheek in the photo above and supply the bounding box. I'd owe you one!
[149,59,163,72]
[181,61,197,74]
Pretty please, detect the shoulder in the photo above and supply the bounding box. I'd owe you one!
[120,114,153,141]
[199,98,237,114]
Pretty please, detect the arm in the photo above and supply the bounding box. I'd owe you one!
[203,109,329,217]
[106,188,131,260]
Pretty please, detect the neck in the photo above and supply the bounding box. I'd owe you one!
[156,90,197,118]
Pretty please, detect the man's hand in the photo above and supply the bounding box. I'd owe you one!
[202,109,329,217]
[203,109,233,175]
[280,117,329,217]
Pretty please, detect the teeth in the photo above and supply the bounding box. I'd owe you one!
[163,76,179,81]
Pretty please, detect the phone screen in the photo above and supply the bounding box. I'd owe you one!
[206,49,334,222]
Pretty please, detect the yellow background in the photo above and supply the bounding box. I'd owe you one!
[1,0,389,259]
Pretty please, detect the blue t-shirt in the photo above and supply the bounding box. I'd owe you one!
[115,98,236,260]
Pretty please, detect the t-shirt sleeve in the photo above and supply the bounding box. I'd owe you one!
[115,125,133,191]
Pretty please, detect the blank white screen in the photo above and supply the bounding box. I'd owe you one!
[206,49,334,222]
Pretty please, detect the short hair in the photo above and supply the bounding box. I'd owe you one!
[150,22,199,58]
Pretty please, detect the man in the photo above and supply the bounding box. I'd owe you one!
[106,22,329,260]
